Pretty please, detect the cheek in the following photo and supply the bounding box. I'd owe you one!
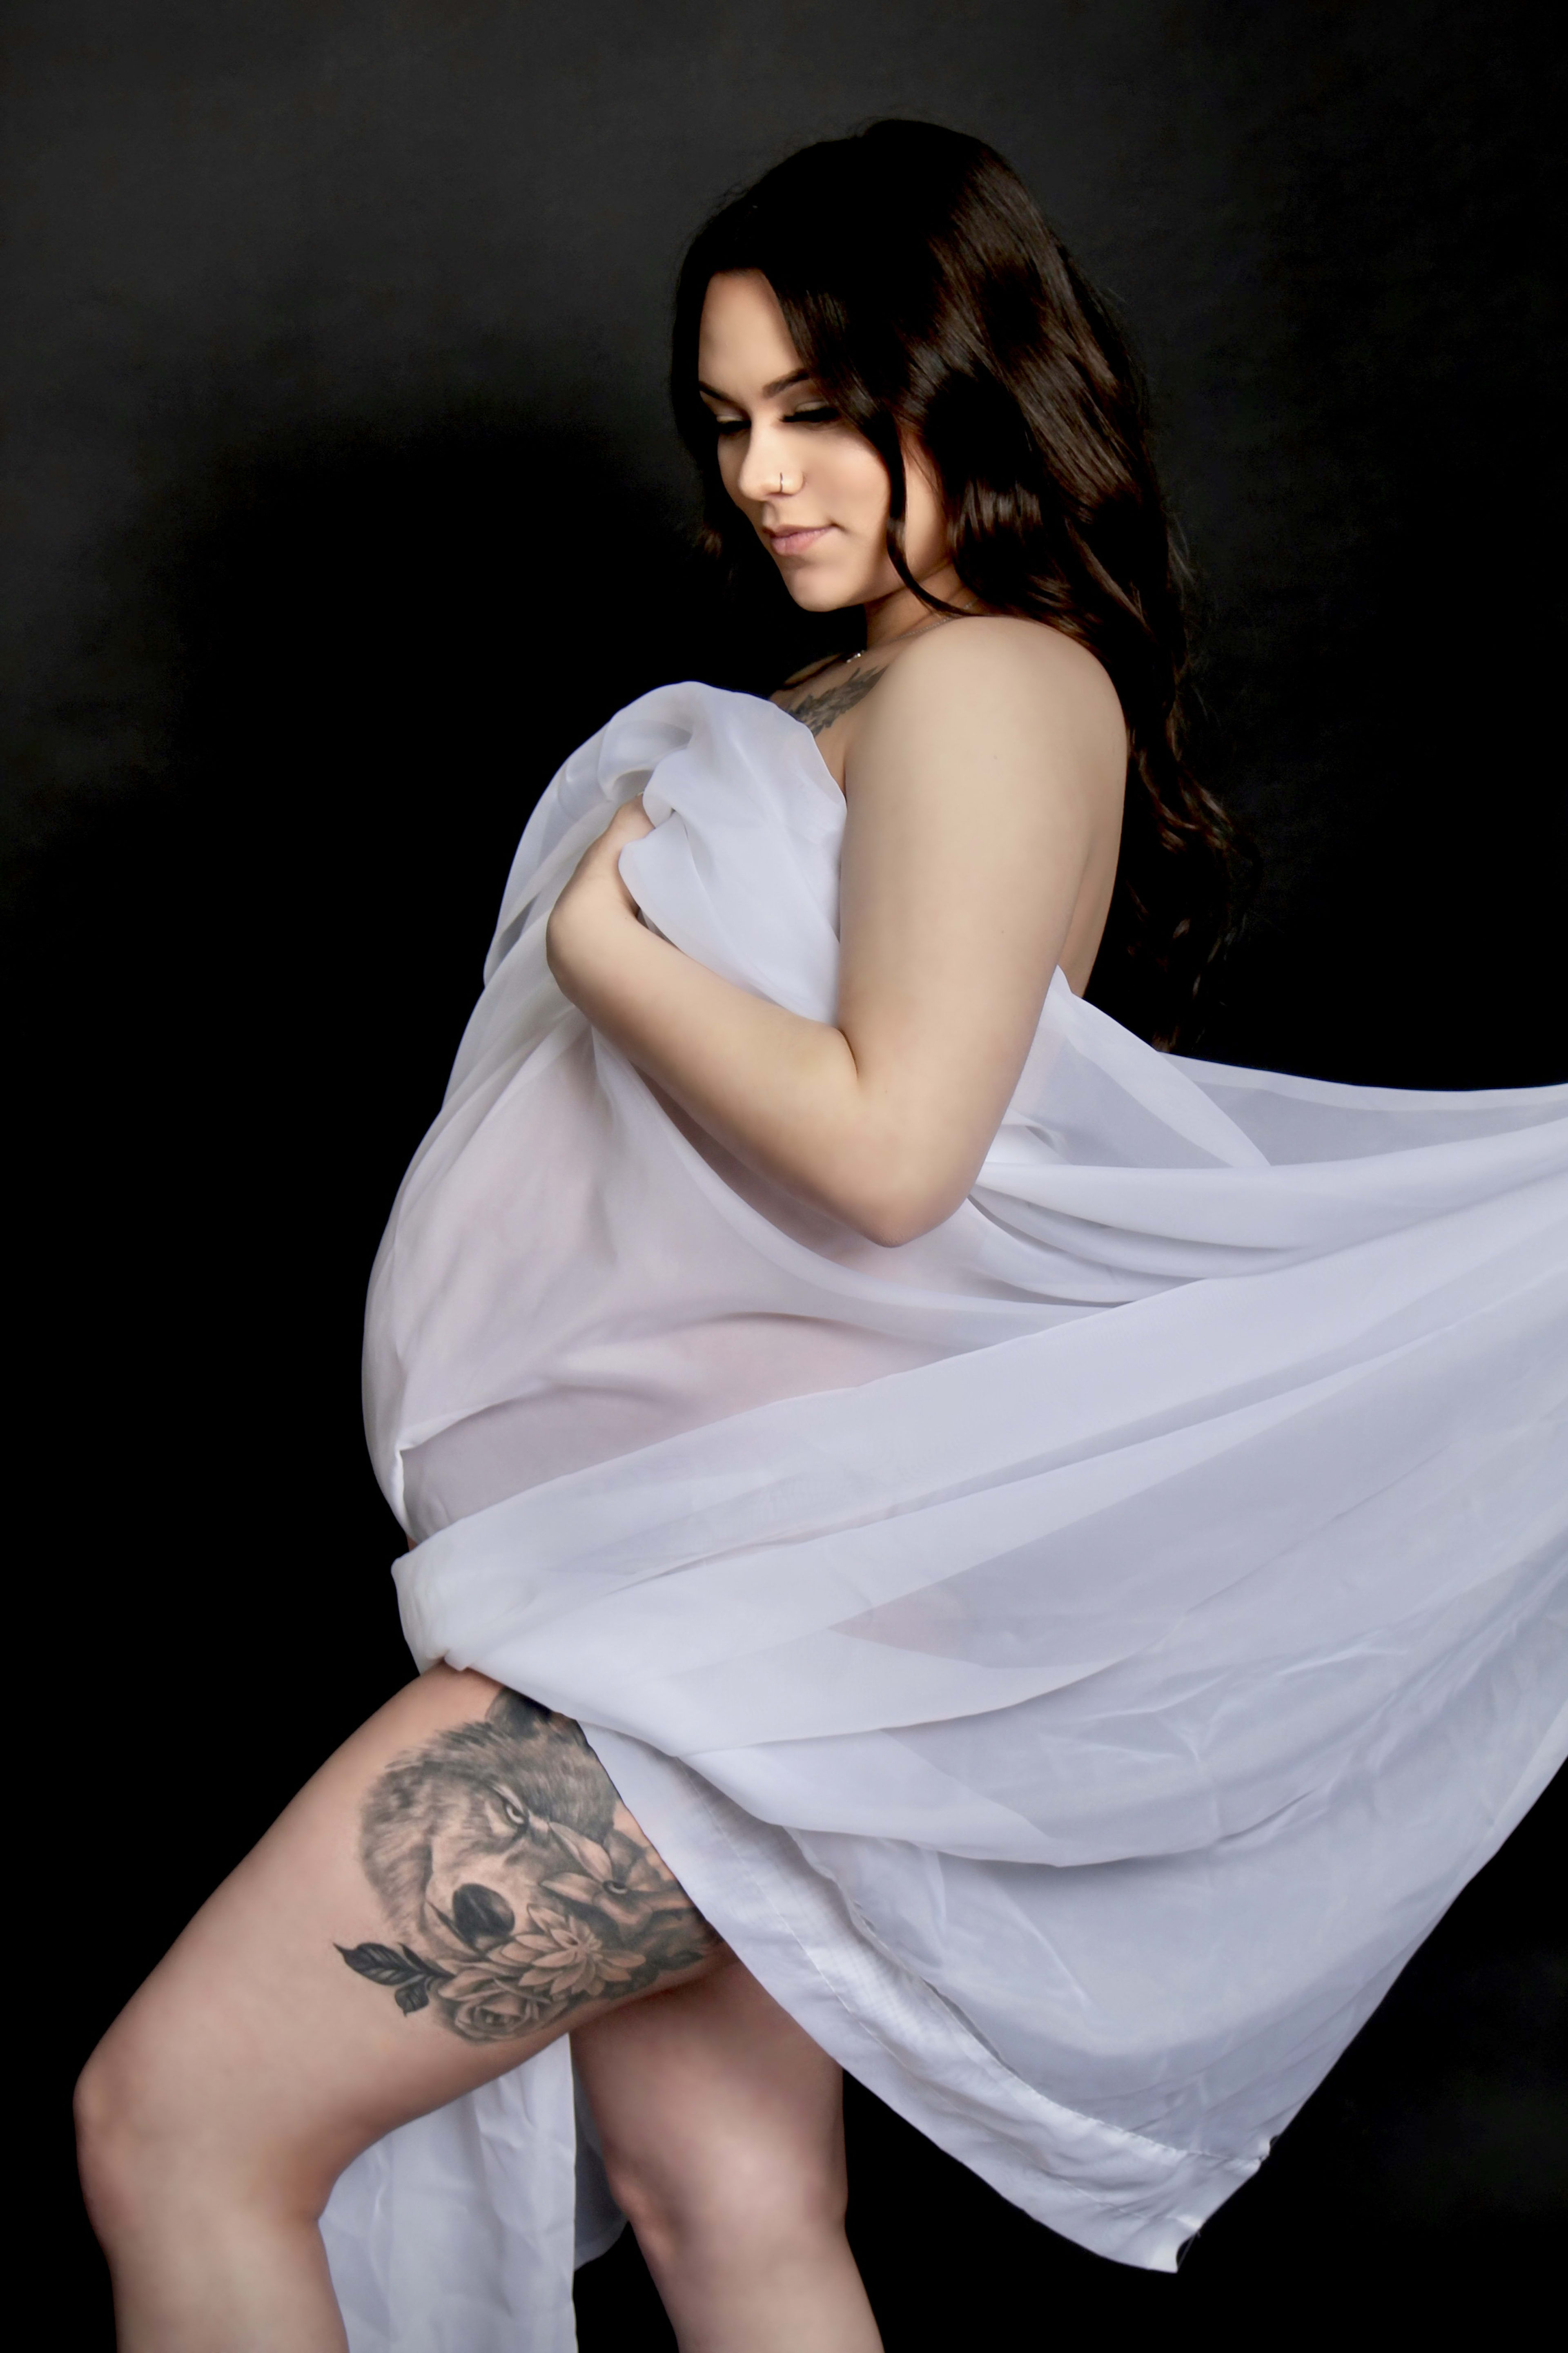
[717,444,746,506]
[817,438,891,542]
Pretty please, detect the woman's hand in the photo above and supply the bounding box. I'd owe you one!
[546,794,654,1006]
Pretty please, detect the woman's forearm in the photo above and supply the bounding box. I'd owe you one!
[546,875,954,1246]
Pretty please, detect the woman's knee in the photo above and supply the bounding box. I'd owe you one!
[76,2019,181,2243]
[75,2009,325,2248]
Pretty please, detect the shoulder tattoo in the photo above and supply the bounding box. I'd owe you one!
[780,662,885,739]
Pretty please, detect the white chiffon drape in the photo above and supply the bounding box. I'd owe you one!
[322,683,1568,2349]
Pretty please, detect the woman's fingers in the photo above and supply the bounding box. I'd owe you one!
[595,793,655,900]
[606,790,653,845]
[547,795,655,990]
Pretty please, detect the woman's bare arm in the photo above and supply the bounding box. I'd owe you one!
[545,619,1125,1245]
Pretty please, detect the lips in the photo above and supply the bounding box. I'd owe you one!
[765,524,834,556]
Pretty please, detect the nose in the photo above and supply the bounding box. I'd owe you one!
[735,423,799,506]
[451,1882,517,1949]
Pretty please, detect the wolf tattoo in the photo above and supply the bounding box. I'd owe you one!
[337,1690,718,2041]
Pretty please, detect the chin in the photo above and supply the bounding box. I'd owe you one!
[777,564,870,614]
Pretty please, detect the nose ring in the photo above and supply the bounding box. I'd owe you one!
[777,469,800,495]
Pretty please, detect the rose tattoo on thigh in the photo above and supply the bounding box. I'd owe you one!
[337,1690,719,2041]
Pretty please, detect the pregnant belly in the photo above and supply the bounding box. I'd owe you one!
[399,1309,950,1540]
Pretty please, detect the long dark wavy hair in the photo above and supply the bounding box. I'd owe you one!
[671,120,1247,1047]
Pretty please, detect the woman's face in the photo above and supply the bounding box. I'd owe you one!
[696,269,950,617]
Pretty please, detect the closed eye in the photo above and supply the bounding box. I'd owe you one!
[711,406,840,438]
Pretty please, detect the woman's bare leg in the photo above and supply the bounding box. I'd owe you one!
[76,1666,725,2352]
[574,1968,882,2352]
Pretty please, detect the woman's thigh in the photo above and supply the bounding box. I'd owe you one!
[81,1666,726,2212]
[572,1963,846,2240]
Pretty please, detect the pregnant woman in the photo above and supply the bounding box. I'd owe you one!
[77,123,1568,2352]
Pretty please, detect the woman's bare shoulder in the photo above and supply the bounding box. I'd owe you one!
[864,614,1127,769]
[895,612,1119,705]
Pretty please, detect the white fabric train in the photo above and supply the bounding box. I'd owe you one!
[324,682,1568,2349]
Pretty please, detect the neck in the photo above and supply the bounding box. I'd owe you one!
[862,563,973,647]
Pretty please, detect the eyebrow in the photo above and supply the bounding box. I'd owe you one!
[696,368,813,405]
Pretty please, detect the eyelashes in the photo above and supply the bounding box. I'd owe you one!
[712,406,839,438]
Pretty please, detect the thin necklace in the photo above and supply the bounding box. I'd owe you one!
[846,604,976,662]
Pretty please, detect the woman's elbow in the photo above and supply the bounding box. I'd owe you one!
[838,1171,969,1249]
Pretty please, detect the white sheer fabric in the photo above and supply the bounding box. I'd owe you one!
[323,683,1568,2346]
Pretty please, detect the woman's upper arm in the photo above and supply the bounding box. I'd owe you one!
[835,618,1125,1236]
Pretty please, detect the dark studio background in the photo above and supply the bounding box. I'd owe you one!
[6,1,1564,2339]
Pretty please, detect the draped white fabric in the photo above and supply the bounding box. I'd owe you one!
[323,682,1568,2346]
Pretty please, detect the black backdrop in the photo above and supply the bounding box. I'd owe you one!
[7,2,1564,2339]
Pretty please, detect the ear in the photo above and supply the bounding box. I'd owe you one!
[485,1688,550,1742]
